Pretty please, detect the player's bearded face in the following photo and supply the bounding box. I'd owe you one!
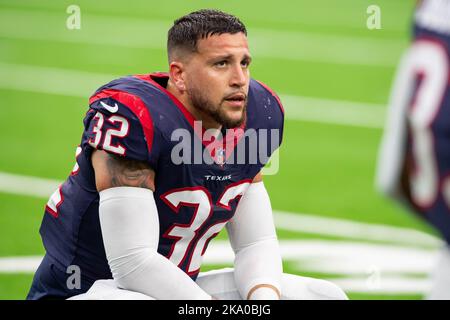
[185,33,251,128]
[186,84,247,128]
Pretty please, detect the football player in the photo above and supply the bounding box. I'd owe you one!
[27,9,347,300]
[376,0,450,299]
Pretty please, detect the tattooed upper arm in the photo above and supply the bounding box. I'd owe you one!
[91,149,156,192]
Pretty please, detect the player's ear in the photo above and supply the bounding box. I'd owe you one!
[169,61,186,92]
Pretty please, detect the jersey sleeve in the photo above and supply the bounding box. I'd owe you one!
[255,80,285,148]
[81,89,159,168]
[270,90,285,147]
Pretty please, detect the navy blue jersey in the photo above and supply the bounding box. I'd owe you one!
[36,73,284,295]
[402,13,450,243]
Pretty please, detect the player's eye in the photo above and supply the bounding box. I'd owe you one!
[215,60,228,67]
[241,59,250,68]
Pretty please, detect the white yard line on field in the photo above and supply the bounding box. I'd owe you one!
[0,171,440,247]
[281,95,385,128]
[202,240,438,275]
[0,62,113,98]
[0,62,387,128]
[0,172,61,199]
[0,256,43,273]
[0,8,406,67]
[329,277,431,294]
[274,211,441,247]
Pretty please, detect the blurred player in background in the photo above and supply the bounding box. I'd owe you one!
[27,9,347,300]
[376,0,450,299]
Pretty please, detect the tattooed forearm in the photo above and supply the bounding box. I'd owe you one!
[106,154,155,190]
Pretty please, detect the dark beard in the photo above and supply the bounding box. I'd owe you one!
[187,87,247,128]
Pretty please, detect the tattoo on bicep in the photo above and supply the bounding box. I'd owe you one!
[106,154,155,190]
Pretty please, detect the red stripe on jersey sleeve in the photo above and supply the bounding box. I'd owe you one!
[89,89,154,155]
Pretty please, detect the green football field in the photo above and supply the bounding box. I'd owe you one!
[0,0,440,300]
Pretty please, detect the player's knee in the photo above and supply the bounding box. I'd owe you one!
[69,279,154,300]
[282,274,348,300]
[306,279,348,300]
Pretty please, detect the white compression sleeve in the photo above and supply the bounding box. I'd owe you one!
[99,187,211,300]
[226,181,282,300]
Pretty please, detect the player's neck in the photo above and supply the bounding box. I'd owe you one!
[166,80,222,131]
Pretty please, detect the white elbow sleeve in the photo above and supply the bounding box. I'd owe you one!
[99,187,210,300]
[226,182,282,300]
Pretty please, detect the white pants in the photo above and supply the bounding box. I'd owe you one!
[427,245,450,300]
[69,268,348,300]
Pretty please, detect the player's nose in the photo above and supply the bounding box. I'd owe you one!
[230,63,248,88]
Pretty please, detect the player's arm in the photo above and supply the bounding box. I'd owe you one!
[92,149,156,191]
[91,152,212,299]
[375,47,416,212]
[226,171,282,300]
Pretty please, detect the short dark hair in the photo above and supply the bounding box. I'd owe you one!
[167,9,247,61]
